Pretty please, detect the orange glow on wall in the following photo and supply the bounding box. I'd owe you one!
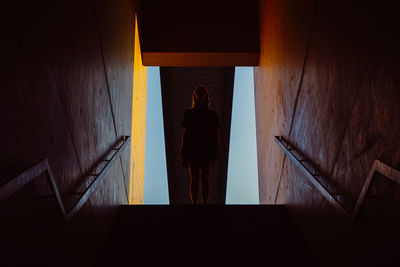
[129,15,147,204]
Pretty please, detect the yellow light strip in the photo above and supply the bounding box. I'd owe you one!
[129,15,147,204]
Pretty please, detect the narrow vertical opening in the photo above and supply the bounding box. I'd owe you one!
[226,67,259,204]
[143,67,169,204]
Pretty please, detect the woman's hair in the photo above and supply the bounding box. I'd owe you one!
[191,85,210,109]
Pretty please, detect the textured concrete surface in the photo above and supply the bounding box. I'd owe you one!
[95,0,137,205]
[0,0,137,266]
[139,0,259,66]
[161,68,234,204]
[254,0,315,205]
[255,0,400,265]
[97,205,313,266]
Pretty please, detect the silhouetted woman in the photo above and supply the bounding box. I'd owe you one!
[180,85,220,205]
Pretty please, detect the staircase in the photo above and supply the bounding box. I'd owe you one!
[96,205,314,266]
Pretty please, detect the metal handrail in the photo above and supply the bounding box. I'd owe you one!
[66,136,130,222]
[0,136,130,224]
[0,157,66,218]
[274,136,350,216]
[275,136,400,222]
[352,159,400,221]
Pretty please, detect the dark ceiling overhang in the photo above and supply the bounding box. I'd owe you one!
[138,0,259,66]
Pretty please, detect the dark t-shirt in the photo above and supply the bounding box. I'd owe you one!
[181,108,219,161]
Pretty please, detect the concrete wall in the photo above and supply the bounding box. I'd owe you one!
[0,0,138,265]
[255,0,400,265]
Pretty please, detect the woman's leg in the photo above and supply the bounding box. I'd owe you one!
[200,161,212,205]
[188,161,200,204]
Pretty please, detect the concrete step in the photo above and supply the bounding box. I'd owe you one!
[96,205,314,266]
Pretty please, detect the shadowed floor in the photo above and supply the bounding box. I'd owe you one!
[96,205,314,266]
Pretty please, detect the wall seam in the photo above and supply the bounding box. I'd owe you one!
[328,30,376,180]
[274,0,319,204]
[92,0,130,204]
[273,154,286,204]
[52,72,86,194]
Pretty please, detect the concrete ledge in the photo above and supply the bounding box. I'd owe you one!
[142,52,259,66]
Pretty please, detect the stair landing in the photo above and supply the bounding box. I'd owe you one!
[97,205,314,266]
